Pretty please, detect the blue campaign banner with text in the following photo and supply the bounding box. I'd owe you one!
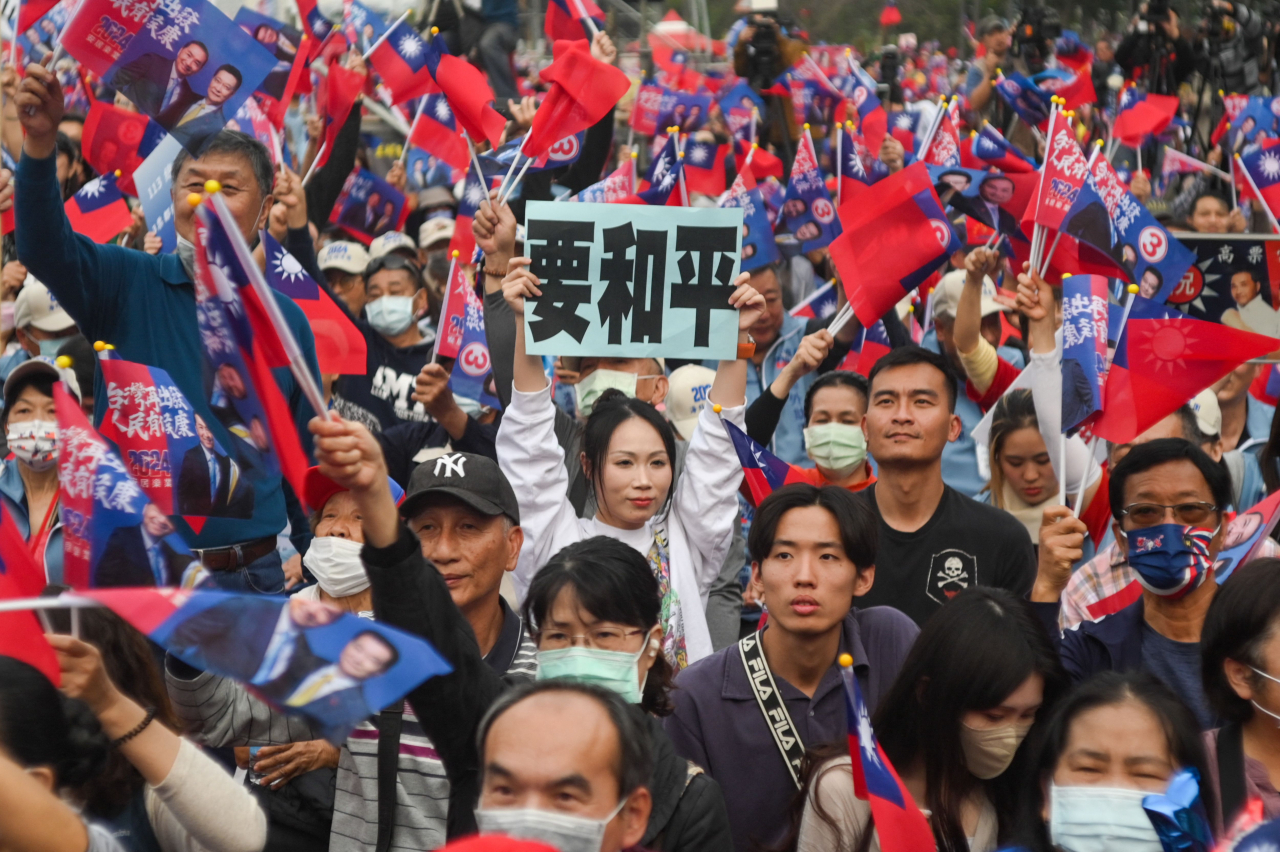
[521,201,745,361]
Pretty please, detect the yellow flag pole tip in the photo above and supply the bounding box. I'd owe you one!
[203,180,221,194]
[55,355,72,368]
[631,151,638,158]
[113,169,121,177]
[187,193,203,208]
[677,152,684,159]
[838,653,854,667]
[105,344,115,350]
[803,122,811,130]
[92,340,107,352]
[431,26,439,34]
[451,250,459,258]
[711,403,722,414]
[1127,283,1140,294]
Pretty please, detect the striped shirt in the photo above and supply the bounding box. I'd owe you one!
[167,603,538,852]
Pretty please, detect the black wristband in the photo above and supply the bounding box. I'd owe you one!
[111,708,156,748]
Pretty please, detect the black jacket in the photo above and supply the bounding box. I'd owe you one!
[361,526,734,852]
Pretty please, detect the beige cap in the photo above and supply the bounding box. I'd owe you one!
[1188,388,1221,438]
[419,216,456,250]
[418,186,457,211]
[931,269,1010,320]
[14,277,74,332]
[369,230,417,259]
[665,364,716,441]
[317,241,370,274]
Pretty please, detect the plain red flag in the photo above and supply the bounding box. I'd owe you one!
[317,63,366,172]
[1113,94,1179,146]
[524,40,630,160]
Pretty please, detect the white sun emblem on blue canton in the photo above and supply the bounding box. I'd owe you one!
[272,251,306,283]
[433,97,452,122]
[857,704,880,768]
[82,178,105,199]
[399,32,423,57]
[1262,152,1280,181]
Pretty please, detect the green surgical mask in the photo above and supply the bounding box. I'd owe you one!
[535,632,655,704]
[803,423,867,479]
[573,369,661,418]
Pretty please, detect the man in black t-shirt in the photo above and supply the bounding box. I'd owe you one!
[854,346,1035,625]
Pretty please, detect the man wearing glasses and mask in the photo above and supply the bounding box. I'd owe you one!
[1031,437,1231,728]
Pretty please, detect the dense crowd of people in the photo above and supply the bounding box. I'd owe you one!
[12,1,1280,852]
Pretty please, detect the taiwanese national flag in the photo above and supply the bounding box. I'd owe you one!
[1032,67,1097,113]
[435,255,471,360]
[886,109,920,152]
[408,91,469,171]
[830,162,960,328]
[316,62,366,171]
[268,34,315,128]
[967,123,1036,173]
[1238,142,1280,225]
[840,62,888,151]
[1054,30,1094,72]
[65,172,133,243]
[421,32,506,147]
[81,99,165,196]
[791,280,839,320]
[841,662,934,851]
[682,139,728,196]
[545,0,604,42]
[192,203,312,508]
[1091,297,1280,445]
[55,381,197,588]
[736,138,784,181]
[837,127,878,203]
[523,39,629,160]
[839,320,892,375]
[631,133,683,205]
[1212,93,1252,147]
[449,163,491,263]
[297,0,335,42]
[1113,90,1179,147]
[719,163,779,272]
[368,18,436,104]
[1162,146,1221,181]
[262,232,367,375]
[723,418,809,507]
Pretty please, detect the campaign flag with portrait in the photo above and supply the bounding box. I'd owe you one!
[477,131,586,179]
[630,77,667,137]
[830,163,959,328]
[233,7,302,101]
[84,589,452,743]
[1159,234,1280,340]
[994,71,1052,127]
[17,0,72,65]
[783,132,841,253]
[80,98,166,196]
[56,382,198,589]
[331,168,410,245]
[262,232,366,375]
[717,80,763,144]
[65,0,277,155]
[435,257,472,361]
[133,135,182,254]
[1212,489,1280,583]
[1060,275,1110,433]
[572,163,633,203]
[718,163,778,273]
[448,285,502,410]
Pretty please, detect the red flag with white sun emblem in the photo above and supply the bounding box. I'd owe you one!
[1238,139,1280,226]
[261,232,367,375]
[1091,296,1280,445]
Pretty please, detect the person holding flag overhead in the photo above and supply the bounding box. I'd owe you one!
[13,61,319,594]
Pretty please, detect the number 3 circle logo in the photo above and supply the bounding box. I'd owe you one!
[459,342,490,377]
[929,219,951,250]
[1139,226,1168,263]
[812,198,835,224]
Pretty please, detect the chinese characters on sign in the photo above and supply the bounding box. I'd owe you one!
[521,202,744,360]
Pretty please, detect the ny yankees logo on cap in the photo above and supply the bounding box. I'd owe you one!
[433,454,467,477]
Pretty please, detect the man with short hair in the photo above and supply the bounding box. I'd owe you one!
[1222,269,1280,336]
[962,16,1013,116]
[15,63,319,594]
[477,682,654,852]
[667,484,917,852]
[418,216,456,306]
[112,39,208,121]
[1213,362,1275,452]
[1032,438,1230,727]
[318,241,370,316]
[853,345,1036,625]
[170,65,244,152]
[0,277,78,383]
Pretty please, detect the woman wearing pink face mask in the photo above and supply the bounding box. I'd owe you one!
[0,357,80,583]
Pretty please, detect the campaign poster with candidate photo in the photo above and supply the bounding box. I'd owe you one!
[18,0,74,65]
[233,7,302,101]
[104,0,277,155]
[331,168,409,245]
[1164,234,1280,350]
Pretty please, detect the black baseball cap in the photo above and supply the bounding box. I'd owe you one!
[978,14,1009,35]
[400,452,520,524]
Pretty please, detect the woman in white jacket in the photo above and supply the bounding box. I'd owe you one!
[496,257,762,668]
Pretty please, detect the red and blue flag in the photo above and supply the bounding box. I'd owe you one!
[719,163,778,272]
[544,0,604,42]
[790,280,839,321]
[522,39,630,160]
[994,71,1051,127]
[407,91,469,171]
[630,77,668,137]
[723,418,809,507]
[65,172,132,244]
[368,17,435,103]
[574,163,634,203]
[717,80,764,144]
[421,31,506,147]
[841,660,935,851]
[836,127,879,203]
[1112,86,1179,147]
[435,255,470,361]
[1032,67,1097,112]
[920,99,961,168]
[635,133,683,205]
[1238,141,1280,225]
[839,62,888,151]
[449,163,493,263]
[966,123,1036,173]
[682,139,728,196]
[297,0,334,41]
[449,285,502,410]
[784,133,842,252]
[478,130,586,179]
[840,320,893,375]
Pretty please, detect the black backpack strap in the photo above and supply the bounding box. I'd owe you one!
[375,705,405,852]
[1218,720,1247,828]
[738,631,806,789]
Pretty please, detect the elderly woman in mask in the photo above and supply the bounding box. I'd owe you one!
[0,357,79,583]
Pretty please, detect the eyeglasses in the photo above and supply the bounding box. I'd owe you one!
[1120,502,1219,526]
[365,253,422,279]
[536,628,646,651]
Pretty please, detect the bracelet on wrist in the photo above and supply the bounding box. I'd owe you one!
[111,708,156,748]
[482,266,506,278]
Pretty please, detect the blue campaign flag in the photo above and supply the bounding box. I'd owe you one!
[783,133,841,253]
[716,80,763,143]
[1061,275,1110,433]
[476,130,586,178]
[343,0,388,46]
[133,136,182,254]
[719,165,779,272]
[1226,96,1279,153]
[994,71,1051,126]
[972,124,1037,172]
[448,287,502,410]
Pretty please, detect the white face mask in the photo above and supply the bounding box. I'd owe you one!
[1048,784,1162,852]
[573,369,661,418]
[7,420,58,471]
[475,798,627,852]
[176,235,196,278]
[302,536,369,598]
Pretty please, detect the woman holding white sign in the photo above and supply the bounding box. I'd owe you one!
[496,256,763,669]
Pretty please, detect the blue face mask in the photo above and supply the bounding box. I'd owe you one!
[36,338,66,359]
[365,295,416,337]
[1122,523,1217,599]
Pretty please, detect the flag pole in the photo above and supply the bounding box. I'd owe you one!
[496,128,532,204]
[430,250,460,364]
[401,97,427,164]
[1040,138,1103,279]
[1229,154,1239,209]
[835,121,843,207]
[631,150,638,193]
[499,155,535,206]
[1236,153,1280,235]
[301,142,327,186]
[362,10,412,60]
[1071,435,1098,518]
[1136,144,1142,176]
[467,135,486,190]
[675,127,689,207]
[569,0,599,37]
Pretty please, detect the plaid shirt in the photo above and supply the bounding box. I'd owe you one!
[1061,538,1280,631]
